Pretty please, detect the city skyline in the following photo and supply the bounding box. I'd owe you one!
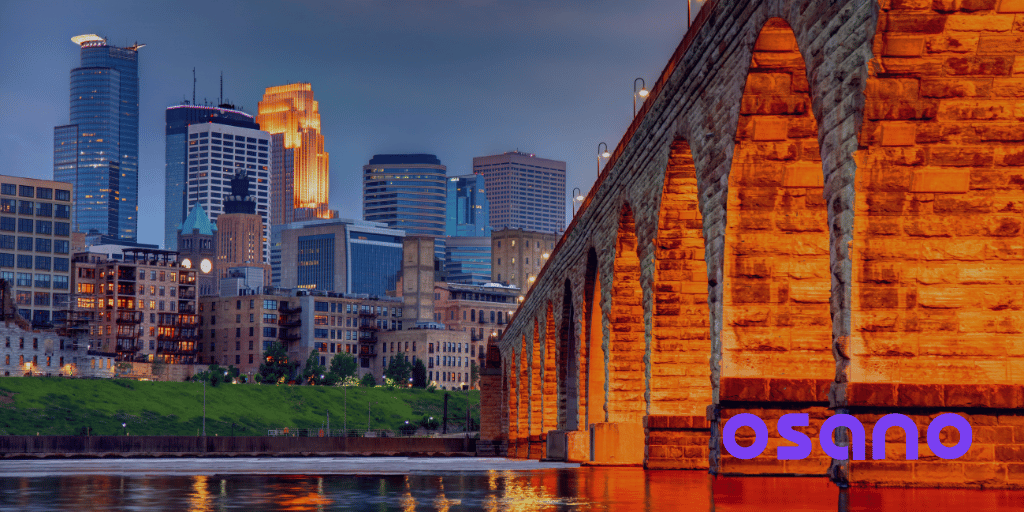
[0,0,688,247]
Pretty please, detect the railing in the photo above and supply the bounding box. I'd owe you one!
[265,428,464,438]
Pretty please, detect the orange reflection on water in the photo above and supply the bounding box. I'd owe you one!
[187,475,211,512]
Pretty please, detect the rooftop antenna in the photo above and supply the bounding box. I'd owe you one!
[219,72,223,105]
[192,68,196,105]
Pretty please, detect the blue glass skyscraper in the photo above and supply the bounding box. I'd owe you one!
[363,154,447,260]
[53,34,143,241]
[363,154,447,236]
[445,174,491,237]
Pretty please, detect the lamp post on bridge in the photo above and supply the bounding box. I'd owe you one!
[597,142,610,177]
[571,187,585,216]
[634,77,649,116]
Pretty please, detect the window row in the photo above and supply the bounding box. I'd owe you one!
[0,184,69,202]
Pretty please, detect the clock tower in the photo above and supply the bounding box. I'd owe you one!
[177,204,218,296]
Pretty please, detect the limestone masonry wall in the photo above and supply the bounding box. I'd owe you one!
[486,0,1024,488]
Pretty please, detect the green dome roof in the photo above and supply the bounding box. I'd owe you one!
[179,204,217,236]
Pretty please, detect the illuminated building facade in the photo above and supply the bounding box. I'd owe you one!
[164,103,260,251]
[490,228,557,290]
[256,83,331,225]
[53,34,142,242]
[0,176,74,329]
[183,123,271,263]
[69,247,198,364]
[472,151,566,234]
[216,170,270,283]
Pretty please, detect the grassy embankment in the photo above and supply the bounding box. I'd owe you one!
[0,378,479,437]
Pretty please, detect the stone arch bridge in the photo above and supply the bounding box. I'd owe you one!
[478,0,1024,489]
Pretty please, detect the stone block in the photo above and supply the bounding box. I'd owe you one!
[752,118,790,141]
[880,122,917,146]
[591,422,645,465]
[910,169,971,192]
[885,35,926,56]
[998,0,1024,11]
[782,163,825,188]
[720,377,769,402]
[945,14,1015,32]
[566,430,589,462]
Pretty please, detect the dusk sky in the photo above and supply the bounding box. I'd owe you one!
[0,0,699,247]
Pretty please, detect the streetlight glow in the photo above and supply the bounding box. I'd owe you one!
[634,77,649,115]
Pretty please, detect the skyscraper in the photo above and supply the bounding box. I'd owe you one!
[256,83,331,225]
[182,122,272,263]
[445,174,490,237]
[363,154,447,237]
[164,103,261,251]
[472,151,566,233]
[53,34,143,241]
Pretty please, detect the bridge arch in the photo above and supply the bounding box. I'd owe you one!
[650,138,711,417]
[722,17,833,382]
[607,202,646,424]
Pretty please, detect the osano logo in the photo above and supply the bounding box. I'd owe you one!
[722,413,973,460]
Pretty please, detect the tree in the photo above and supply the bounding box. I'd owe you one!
[207,363,224,386]
[324,352,357,385]
[411,358,427,388]
[359,373,376,387]
[300,349,327,385]
[257,341,295,384]
[384,354,412,385]
[470,360,480,389]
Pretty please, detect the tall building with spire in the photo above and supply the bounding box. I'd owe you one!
[53,34,143,241]
[256,83,332,225]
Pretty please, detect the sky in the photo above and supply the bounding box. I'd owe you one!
[0,0,699,247]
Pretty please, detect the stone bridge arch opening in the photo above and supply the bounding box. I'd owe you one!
[718,16,832,474]
[558,278,579,431]
[583,247,604,428]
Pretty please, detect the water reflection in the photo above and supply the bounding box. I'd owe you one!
[2,467,1024,511]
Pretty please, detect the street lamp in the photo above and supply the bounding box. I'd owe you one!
[571,187,585,216]
[122,422,127,436]
[634,77,649,116]
[597,142,610,177]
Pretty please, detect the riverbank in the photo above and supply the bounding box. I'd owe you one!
[0,377,479,436]
[0,435,478,459]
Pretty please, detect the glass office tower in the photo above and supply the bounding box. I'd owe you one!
[53,34,143,241]
[445,174,491,237]
[363,154,447,261]
[164,103,260,251]
[363,154,447,236]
